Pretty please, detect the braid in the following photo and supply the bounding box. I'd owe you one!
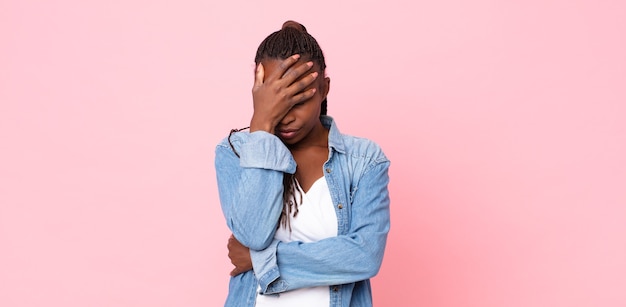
[280,173,303,231]
[254,21,327,229]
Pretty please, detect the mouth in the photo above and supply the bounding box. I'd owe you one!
[277,128,299,139]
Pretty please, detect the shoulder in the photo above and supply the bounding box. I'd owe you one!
[333,132,390,184]
[339,133,389,164]
[324,116,389,165]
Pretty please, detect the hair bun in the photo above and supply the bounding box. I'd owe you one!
[281,20,307,32]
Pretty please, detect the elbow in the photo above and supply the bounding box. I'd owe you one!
[229,219,275,250]
[362,252,385,279]
[344,252,383,280]
[242,235,274,251]
[360,236,388,278]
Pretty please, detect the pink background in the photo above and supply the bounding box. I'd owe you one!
[1,0,625,306]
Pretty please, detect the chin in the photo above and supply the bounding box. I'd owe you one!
[280,138,299,145]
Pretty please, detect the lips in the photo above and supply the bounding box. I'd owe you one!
[277,128,299,139]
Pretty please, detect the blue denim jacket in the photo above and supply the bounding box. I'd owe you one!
[215,116,391,307]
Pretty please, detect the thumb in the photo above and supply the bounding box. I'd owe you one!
[253,63,264,88]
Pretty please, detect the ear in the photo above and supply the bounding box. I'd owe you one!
[321,76,331,99]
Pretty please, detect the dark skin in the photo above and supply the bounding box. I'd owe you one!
[228,54,331,276]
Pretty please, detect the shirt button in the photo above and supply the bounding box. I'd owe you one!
[332,286,339,292]
[325,168,331,173]
[337,203,343,209]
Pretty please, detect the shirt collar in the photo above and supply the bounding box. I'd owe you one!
[320,115,346,154]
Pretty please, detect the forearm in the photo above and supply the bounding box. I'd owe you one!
[215,131,296,250]
[251,160,391,294]
[251,230,388,294]
[216,164,283,249]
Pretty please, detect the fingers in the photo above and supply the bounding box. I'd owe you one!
[230,267,243,276]
[227,236,240,276]
[262,54,301,82]
[266,54,316,85]
[227,234,248,276]
[276,54,301,78]
[256,54,318,95]
[253,54,303,92]
[281,60,314,85]
[285,71,318,104]
[290,87,317,105]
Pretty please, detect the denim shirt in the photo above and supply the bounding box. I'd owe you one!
[215,116,391,307]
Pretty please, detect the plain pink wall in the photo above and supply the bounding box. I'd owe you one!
[1,0,625,306]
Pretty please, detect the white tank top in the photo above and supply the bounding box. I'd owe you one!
[255,176,338,307]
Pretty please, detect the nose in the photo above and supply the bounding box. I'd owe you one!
[279,110,295,126]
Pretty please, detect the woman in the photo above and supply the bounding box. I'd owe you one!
[215,20,391,307]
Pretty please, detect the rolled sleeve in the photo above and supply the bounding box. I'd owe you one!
[239,131,296,173]
[250,239,283,294]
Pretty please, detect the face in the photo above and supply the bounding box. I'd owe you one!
[261,58,331,147]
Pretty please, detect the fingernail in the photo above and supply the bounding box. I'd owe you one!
[307,61,313,67]
[293,54,300,59]
[311,72,318,78]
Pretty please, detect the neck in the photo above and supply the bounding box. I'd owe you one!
[288,122,328,151]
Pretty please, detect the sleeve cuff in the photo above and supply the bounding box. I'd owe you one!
[250,239,288,294]
[238,131,296,173]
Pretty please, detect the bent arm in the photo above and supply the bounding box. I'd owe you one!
[215,131,296,250]
[250,161,391,293]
